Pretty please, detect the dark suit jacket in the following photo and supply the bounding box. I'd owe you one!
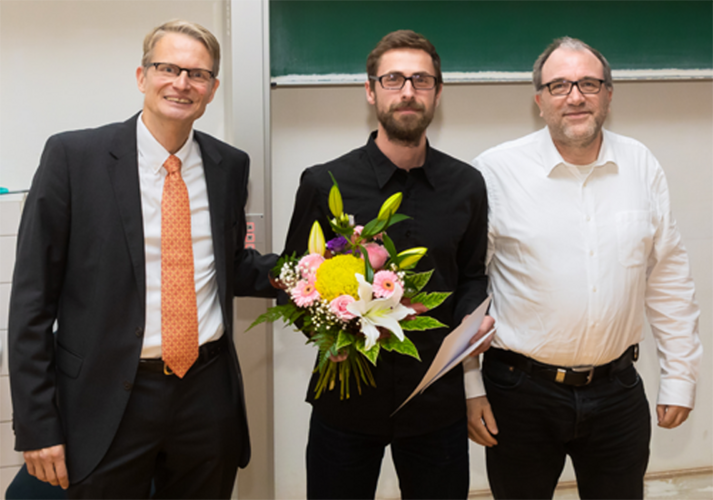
[8,113,276,483]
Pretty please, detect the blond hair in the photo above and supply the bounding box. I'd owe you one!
[142,19,220,76]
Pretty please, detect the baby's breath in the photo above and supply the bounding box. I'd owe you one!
[279,262,300,289]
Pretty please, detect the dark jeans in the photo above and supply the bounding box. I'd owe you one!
[67,349,241,499]
[306,412,469,500]
[483,354,651,500]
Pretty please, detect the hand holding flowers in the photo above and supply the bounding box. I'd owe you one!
[249,174,451,399]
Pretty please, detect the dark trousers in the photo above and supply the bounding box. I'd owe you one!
[306,412,469,500]
[67,348,241,499]
[483,354,651,500]
[5,464,67,500]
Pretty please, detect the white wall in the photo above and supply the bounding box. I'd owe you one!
[270,81,713,498]
[0,0,227,191]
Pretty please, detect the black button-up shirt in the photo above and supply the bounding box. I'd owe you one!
[284,132,488,437]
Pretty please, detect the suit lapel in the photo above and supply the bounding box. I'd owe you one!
[107,114,147,313]
[196,132,230,323]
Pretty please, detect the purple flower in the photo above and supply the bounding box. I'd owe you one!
[327,236,349,254]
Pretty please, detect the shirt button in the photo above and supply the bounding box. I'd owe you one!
[123,381,133,391]
[586,216,591,222]
[592,286,597,292]
[589,250,594,256]
[135,327,144,338]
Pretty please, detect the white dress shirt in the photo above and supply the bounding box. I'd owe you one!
[137,114,224,359]
[465,127,701,409]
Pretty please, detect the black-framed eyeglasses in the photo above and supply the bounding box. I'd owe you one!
[539,78,606,96]
[370,73,439,90]
[148,62,215,84]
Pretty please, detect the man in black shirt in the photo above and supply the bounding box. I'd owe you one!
[283,30,492,499]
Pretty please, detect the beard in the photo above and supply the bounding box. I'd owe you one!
[552,105,608,149]
[376,99,435,146]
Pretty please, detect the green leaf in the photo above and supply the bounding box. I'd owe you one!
[358,244,374,283]
[246,313,270,331]
[401,316,448,331]
[385,213,410,226]
[379,334,397,352]
[389,336,421,361]
[411,291,452,310]
[379,332,408,352]
[361,218,387,239]
[328,171,340,189]
[355,337,380,366]
[310,331,335,350]
[245,303,303,331]
[311,332,337,371]
[336,331,356,350]
[403,270,433,297]
[381,232,398,260]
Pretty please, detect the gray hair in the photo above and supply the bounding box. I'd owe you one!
[532,36,612,91]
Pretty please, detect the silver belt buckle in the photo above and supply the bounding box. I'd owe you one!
[572,365,595,385]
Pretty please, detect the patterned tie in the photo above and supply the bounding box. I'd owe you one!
[161,154,199,378]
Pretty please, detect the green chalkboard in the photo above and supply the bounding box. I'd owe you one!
[270,1,713,79]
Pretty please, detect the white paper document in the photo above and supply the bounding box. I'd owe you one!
[391,295,493,415]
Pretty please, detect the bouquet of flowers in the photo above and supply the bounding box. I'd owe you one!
[250,174,451,399]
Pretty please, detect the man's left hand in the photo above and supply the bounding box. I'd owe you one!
[402,297,428,320]
[468,315,495,357]
[657,405,691,429]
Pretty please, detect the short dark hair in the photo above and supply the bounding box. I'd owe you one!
[533,36,612,91]
[366,30,442,89]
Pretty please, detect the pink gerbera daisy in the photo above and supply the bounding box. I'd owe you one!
[291,279,320,307]
[372,270,402,298]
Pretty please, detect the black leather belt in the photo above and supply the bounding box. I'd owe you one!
[485,344,638,387]
[139,335,228,375]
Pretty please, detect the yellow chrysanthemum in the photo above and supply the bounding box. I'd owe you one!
[315,254,365,302]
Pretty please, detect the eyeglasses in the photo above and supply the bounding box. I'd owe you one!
[539,78,606,96]
[370,73,439,90]
[148,62,215,84]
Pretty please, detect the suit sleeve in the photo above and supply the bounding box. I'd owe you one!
[232,153,279,298]
[283,168,331,256]
[8,135,70,451]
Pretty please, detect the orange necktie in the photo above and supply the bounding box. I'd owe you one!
[161,154,199,378]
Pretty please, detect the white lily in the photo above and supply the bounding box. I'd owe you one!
[346,273,415,351]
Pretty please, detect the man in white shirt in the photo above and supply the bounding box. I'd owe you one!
[9,20,276,498]
[467,37,701,499]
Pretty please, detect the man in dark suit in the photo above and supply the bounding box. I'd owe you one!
[8,20,276,499]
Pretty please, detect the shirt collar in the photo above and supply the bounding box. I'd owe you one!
[538,126,618,176]
[137,112,195,174]
[365,131,436,189]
